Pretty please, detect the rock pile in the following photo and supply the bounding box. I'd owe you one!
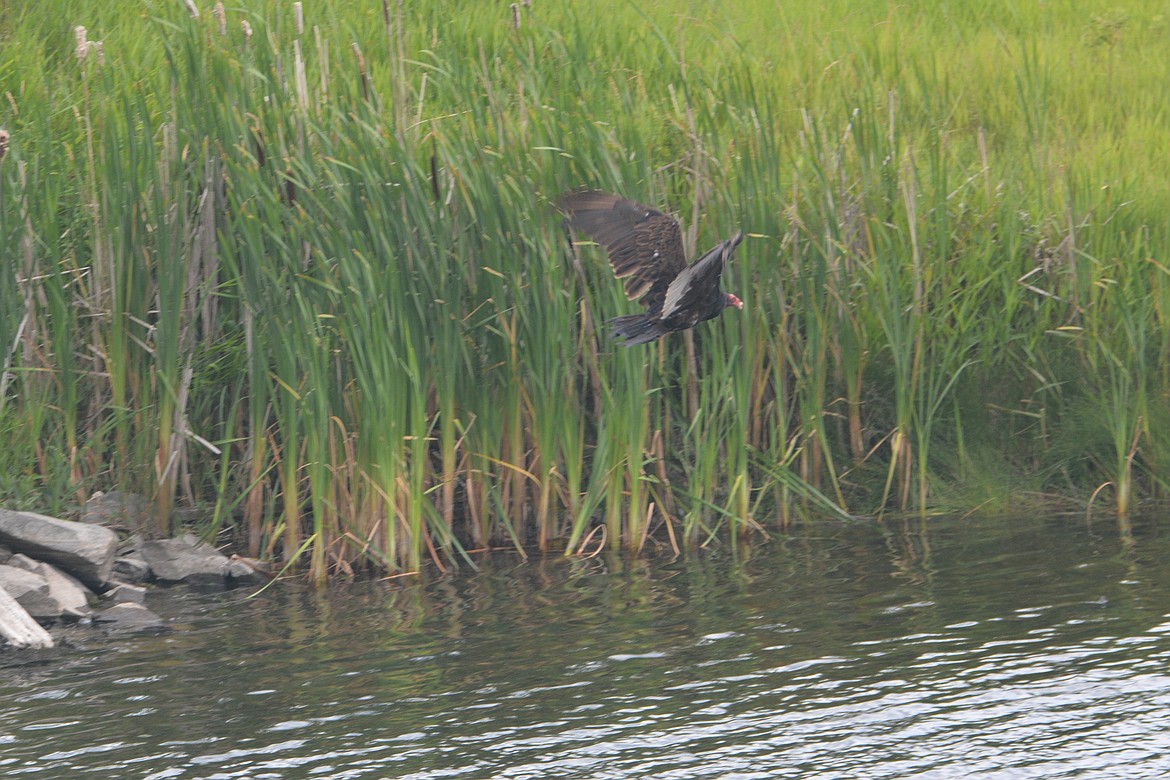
[0,505,270,650]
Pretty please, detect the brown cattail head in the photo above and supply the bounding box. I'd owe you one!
[294,2,304,36]
[183,0,199,18]
[283,168,296,205]
[252,125,266,168]
[430,140,440,202]
[511,3,521,30]
[214,2,226,36]
[241,19,253,45]
[353,42,369,102]
[0,129,9,163]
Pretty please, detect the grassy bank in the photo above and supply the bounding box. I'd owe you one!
[2,0,1168,578]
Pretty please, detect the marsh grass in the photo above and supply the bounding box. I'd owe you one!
[2,0,1169,577]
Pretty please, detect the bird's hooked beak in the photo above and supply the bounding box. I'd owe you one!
[726,293,744,310]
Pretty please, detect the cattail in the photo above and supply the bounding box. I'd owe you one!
[241,19,253,45]
[283,168,296,205]
[522,0,531,7]
[511,3,520,30]
[183,0,199,18]
[0,129,9,163]
[294,2,304,36]
[353,42,369,102]
[92,41,104,66]
[213,2,226,36]
[430,140,440,202]
[293,39,308,107]
[252,126,266,168]
[75,26,88,60]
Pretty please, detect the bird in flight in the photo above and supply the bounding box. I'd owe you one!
[558,190,743,346]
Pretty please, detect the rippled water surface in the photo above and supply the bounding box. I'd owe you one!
[3,514,1170,778]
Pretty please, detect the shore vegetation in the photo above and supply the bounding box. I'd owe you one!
[2,0,1168,578]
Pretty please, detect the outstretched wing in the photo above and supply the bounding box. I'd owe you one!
[660,232,743,322]
[558,190,687,316]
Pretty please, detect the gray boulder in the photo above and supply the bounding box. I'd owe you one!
[138,536,229,588]
[113,555,152,584]
[5,554,93,618]
[0,565,59,619]
[104,581,147,605]
[94,603,168,633]
[0,509,117,588]
[228,555,274,585]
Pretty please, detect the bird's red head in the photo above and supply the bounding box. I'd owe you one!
[726,293,744,310]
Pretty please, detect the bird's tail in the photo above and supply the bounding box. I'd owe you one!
[607,314,668,346]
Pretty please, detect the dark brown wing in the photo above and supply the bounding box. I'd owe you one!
[558,191,687,316]
[661,232,743,324]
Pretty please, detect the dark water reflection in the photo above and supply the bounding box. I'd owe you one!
[3,514,1170,778]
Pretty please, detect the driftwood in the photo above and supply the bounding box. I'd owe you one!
[0,584,53,649]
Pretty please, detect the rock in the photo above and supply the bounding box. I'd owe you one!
[93,603,168,633]
[0,509,117,589]
[81,490,150,529]
[5,554,93,618]
[228,555,274,585]
[0,565,59,619]
[113,555,151,584]
[104,581,147,605]
[0,544,11,564]
[0,584,54,649]
[119,533,144,554]
[138,536,229,588]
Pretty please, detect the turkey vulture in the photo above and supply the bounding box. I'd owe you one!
[558,190,743,346]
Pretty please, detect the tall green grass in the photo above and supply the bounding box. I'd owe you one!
[2,0,1169,577]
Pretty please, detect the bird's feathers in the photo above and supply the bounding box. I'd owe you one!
[661,232,743,320]
[558,189,743,345]
[606,313,669,346]
[557,191,686,316]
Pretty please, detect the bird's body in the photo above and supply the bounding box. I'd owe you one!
[557,191,743,346]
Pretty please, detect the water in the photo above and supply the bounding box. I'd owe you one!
[3,514,1170,779]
